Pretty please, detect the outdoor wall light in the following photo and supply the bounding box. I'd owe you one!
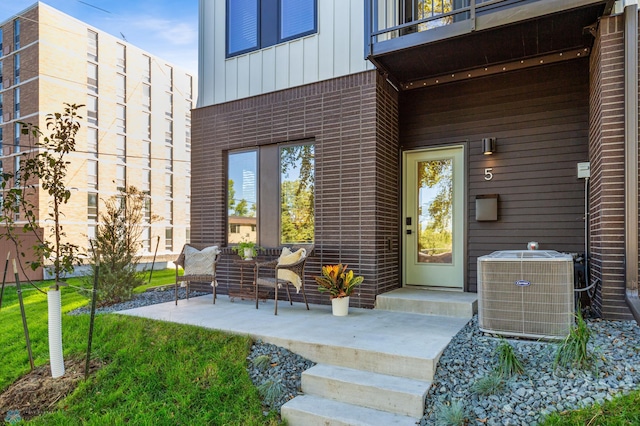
[482,137,497,155]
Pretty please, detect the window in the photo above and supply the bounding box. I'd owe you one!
[13,87,19,118]
[116,134,126,159]
[142,169,151,192]
[165,146,173,171]
[164,119,173,144]
[227,150,257,244]
[280,144,314,244]
[186,74,193,99]
[165,227,173,251]
[0,28,3,56]
[142,227,150,252]
[143,112,151,140]
[227,142,314,246]
[116,104,126,133]
[14,122,21,153]
[87,193,98,221]
[165,65,173,92]
[14,53,20,84]
[13,19,20,50]
[87,127,98,155]
[226,0,317,57]
[0,93,3,123]
[116,74,126,103]
[143,196,151,222]
[87,30,98,61]
[165,92,173,117]
[87,95,98,125]
[87,62,98,93]
[0,128,3,156]
[165,172,173,197]
[116,164,126,188]
[142,84,151,110]
[87,159,98,189]
[116,43,126,72]
[0,61,3,89]
[143,55,151,83]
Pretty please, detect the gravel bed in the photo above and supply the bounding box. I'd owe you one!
[69,292,640,423]
[421,315,640,426]
[67,287,207,315]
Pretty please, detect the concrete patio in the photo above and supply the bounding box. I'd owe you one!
[119,288,477,425]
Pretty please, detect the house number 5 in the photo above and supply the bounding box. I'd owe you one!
[484,168,493,181]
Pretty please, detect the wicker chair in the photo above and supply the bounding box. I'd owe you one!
[174,243,221,305]
[254,245,313,315]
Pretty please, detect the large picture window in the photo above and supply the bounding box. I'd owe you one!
[227,142,314,247]
[226,0,317,57]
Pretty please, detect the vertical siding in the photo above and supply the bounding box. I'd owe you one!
[400,60,590,293]
[191,70,400,308]
[588,14,634,320]
[198,0,374,107]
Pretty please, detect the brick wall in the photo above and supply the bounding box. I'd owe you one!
[192,70,400,308]
[588,14,633,320]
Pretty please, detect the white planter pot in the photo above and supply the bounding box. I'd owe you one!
[331,296,350,316]
[243,248,253,260]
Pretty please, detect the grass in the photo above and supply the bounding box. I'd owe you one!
[434,400,467,426]
[0,271,279,425]
[494,338,525,378]
[554,311,596,372]
[541,389,640,425]
[471,372,505,396]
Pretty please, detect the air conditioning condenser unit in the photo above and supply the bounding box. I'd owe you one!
[477,250,574,340]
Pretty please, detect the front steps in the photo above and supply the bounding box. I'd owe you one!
[376,287,478,317]
[281,288,477,425]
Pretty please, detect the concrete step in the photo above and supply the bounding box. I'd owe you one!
[301,364,429,417]
[375,287,477,318]
[281,394,420,426]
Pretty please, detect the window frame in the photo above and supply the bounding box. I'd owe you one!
[226,0,317,58]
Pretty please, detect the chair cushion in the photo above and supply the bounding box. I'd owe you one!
[277,247,306,292]
[184,245,219,276]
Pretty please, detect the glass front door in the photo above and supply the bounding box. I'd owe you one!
[403,146,464,288]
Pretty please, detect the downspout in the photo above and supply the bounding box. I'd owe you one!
[624,1,640,323]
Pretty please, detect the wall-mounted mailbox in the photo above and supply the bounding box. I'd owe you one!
[476,194,498,221]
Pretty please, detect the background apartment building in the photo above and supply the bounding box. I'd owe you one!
[0,3,194,280]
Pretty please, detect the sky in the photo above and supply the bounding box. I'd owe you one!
[1,0,198,74]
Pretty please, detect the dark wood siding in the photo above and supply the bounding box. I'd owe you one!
[400,59,590,292]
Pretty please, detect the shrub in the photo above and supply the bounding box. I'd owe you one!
[554,310,596,371]
[494,338,525,378]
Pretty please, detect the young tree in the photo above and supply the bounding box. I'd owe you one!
[86,185,148,306]
[0,103,84,378]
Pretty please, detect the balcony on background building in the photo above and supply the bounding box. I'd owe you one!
[366,0,612,90]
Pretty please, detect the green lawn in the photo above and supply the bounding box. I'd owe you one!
[0,270,278,425]
[540,389,640,425]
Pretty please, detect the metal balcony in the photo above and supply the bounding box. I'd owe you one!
[367,0,612,89]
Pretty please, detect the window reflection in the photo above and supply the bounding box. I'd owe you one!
[228,150,258,243]
[418,159,453,263]
[280,144,314,244]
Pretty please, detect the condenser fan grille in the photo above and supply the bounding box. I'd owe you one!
[478,251,574,340]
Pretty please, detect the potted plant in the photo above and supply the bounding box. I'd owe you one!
[315,264,364,316]
[231,239,263,260]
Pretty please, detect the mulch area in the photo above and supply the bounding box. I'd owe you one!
[0,358,103,422]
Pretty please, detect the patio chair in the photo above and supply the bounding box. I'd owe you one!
[175,243,221,305]
[254,245,313,315]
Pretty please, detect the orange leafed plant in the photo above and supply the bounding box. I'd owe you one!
[315,264,364,299]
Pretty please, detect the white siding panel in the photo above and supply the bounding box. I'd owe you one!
[225,59,238,101]
[201,0,372,107]
[262,47,276,94]
[333,1,351,77]
[303,36,319,84]
[249,53,263,96]
[289,39,304,88]
[350,0,366,73]
[318,0,335,81]
[213,0,227,105]
[275,44,290,91]
[236,55,250,99]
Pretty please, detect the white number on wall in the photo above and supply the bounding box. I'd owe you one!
[484,168,493,181]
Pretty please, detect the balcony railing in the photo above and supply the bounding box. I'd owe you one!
[368,0,526,50]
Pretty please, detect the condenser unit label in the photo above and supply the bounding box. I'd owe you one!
[515,280,531,287]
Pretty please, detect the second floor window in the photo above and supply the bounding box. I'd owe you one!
[226,0,317,57]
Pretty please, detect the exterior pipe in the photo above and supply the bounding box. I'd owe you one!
[624,2,640,322]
